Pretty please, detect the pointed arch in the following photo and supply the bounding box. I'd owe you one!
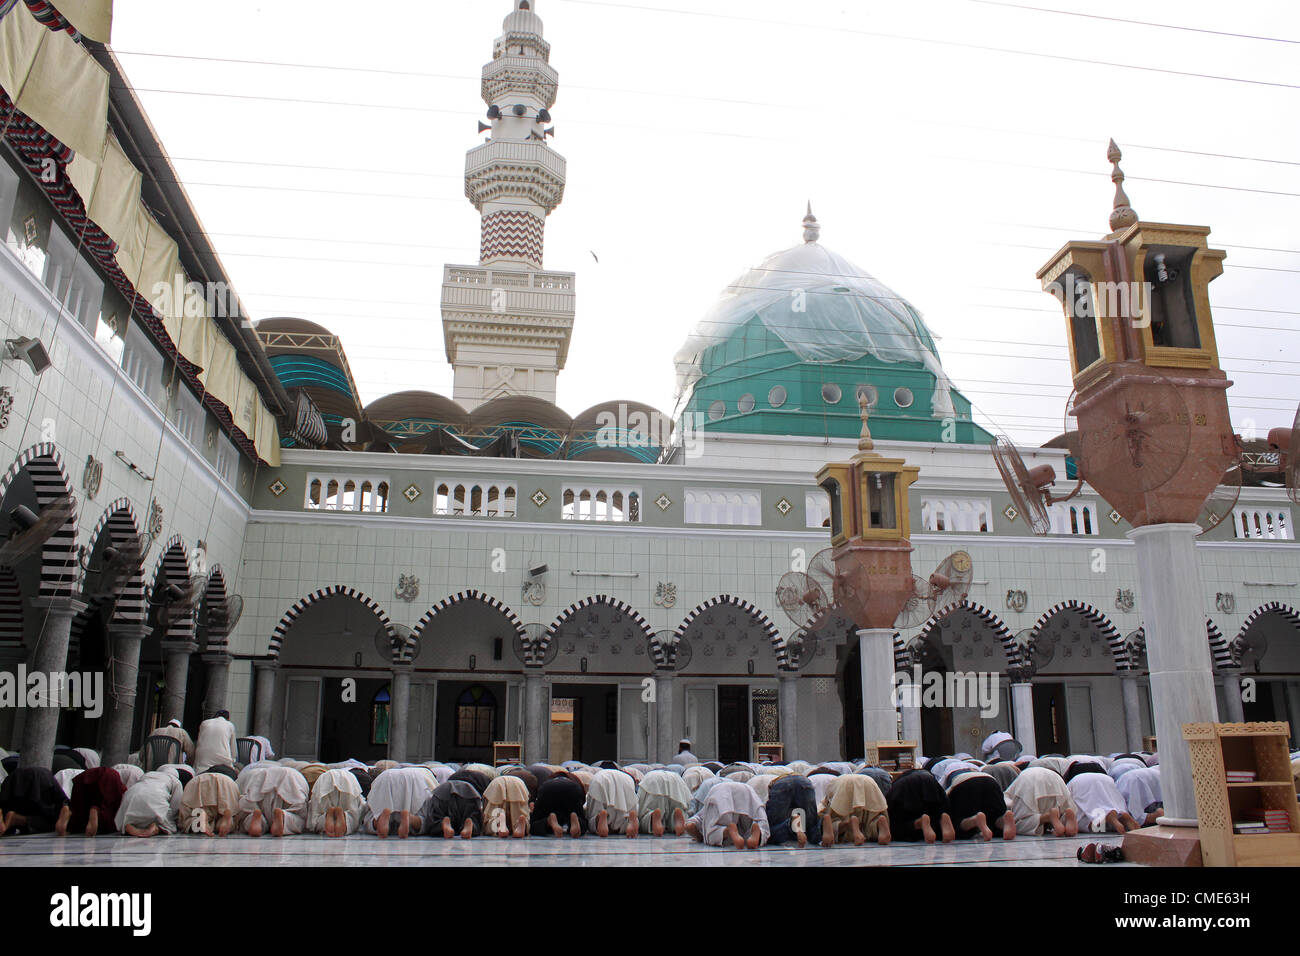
[1238,602,1300,640]
[149,535,196,644]
[669,594,785,667]
[0,442,78,597]
[70,499,145,657]
[414,589,527,643]
[1029,600,1129,671]
[201,566,231,652]
[541,595,655,660]
[269,586,398,662]
[918,599,1019,666]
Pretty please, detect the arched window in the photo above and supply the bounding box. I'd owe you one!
[456,685,497,748]
[371,685,391,745]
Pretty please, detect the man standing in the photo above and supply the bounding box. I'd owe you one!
[194,710,238,773]
[671,739,698,765]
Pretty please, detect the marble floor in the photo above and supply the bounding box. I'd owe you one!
[0,830,1133,867]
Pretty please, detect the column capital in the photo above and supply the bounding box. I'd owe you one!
[390,660,414,675]
[161,640,199,655]
[201,651,233,666]
[107,622,151,642]
[27,596,87,616]
[253,658,279,673]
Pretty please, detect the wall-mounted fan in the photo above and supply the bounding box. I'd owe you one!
[775,571,831,632]
[1267,404,1300,506]
[1229,630,1268,673]
[80,532,149,601]
[0,494,76,567]
[806,549,838,603]
[212,593,244,634]
[991,436,1080,535]
[375,623,419,662]
[653,628,692,673]
[905,634,944,671]
[1197,456,1243,536]
[833,570,870,627]
[785,628,819,670]
[512,621,558,668]
[1010,627,1056,680]
[894,551,975,628]
[1123,629,1147,669]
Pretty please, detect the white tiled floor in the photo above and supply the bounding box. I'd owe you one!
[0,831,1132,867]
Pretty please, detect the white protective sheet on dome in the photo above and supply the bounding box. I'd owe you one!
[673,241,956,419]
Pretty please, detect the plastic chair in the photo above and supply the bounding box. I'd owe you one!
[236,737,263,765]
[143,735,181,771]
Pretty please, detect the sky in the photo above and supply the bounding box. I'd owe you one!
[111,0,1300,445]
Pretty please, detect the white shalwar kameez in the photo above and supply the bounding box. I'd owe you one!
[1005,767,1077,836]
[307,769,365,835]
[585,768,638,831]
[363,767,436,832]
[1067,772,1129,832]
[238,765,310,834]
[114,771,184,834]
[1116,766,1162,821]
[637,769,692,833]
[114,764,144,789]
[688,779,770,846]
[808,772,836,809]
[55,767,81,798]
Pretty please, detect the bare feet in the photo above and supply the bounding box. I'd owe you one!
[0,811,13,836]
[939,813,956,843]
[595,810,609,838]
[55,805,71,836]
[461,818,475,839]
[323,807,339,838]
[216,810,233,838]
[792,809,807,848]
[569,812,582,838]
[247,809,264,838]
[1105,810,1121,834]
[625,811,638,839]
[673,808,686,837]
[651,808,664,837]
[685,820,702,842]
[1002,810,1016,841]
[397,810,411,839]
[725,822,745,849]
[1048,807,1063,837]
[1063,808,1078,837]
[917,813,936,844]
[962,812,992,842]
[1144,809,1164,827]
[1119,812,1138,832]
[821,813,837,848]
[375,808,391,839]
[125,823,158,838]
[548,812,564,838]
[848,815,866,846]
[271,808,286,838]
[513,813,528,838]
[877,815,891,846]
[85,807,99,838]
[745,824,762,849]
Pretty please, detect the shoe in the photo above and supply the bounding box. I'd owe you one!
[1076,842,1099,863]
[1101,845,1125,863]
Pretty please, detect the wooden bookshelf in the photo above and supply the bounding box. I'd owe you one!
[492,741,522,766]
[754,742,783,762]
[1184,722,1300,867]
[866,740,918,779]
[1142,735,1157,752]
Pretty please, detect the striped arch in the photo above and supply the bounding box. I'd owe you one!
[69,500,146,658]
[892,631,910,670]
[414,590,527,643]
[542,595,656,660]
[1131,619,1233,670]
[149,534,196,643]
[668,595,784,668]
[1029,601,1130,671]
[0,565,22,642]
[0,442,78,598]
[202,566,230,652]
[918,600,1020,667]
[1238,602,1300,641]
[269,586,398,662]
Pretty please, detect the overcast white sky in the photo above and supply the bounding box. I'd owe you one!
[112,0,1299,444]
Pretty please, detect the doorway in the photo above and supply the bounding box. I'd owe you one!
[1033,682,1071,754]
[718,685,750,763]
[551,683,617,763]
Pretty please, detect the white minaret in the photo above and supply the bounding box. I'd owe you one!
[441,0,575,409]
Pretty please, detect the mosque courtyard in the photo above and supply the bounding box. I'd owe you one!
[0,829,1124,867]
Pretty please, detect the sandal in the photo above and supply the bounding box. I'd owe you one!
[1076,842,1099,863]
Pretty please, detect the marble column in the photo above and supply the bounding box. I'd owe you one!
[899,674,923,761]
[160,640,197,725]
[523,668,546,764]
[857,628,898,748]
[1121,675,1144,752]
[655,671,676,763]
[1219,668,1245,724]
[388,663,411,763]
[19,596,86,769]
[1011,682,1036,757]
[252,660,278,740]
[98,622,149,767]
[1129,523,1220,826]
[201,652,233,719]
[778,671,798,760]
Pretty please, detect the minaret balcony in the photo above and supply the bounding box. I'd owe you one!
[465,140,566,211]
[482,55,559,107]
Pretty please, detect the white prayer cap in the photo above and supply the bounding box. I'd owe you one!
[167,718,182,728]
[679,738,692,747]
[981,731,1012,756]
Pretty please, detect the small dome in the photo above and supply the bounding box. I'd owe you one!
[503,1,544,36]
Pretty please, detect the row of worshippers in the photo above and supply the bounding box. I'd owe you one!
[2,751,1164,849]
